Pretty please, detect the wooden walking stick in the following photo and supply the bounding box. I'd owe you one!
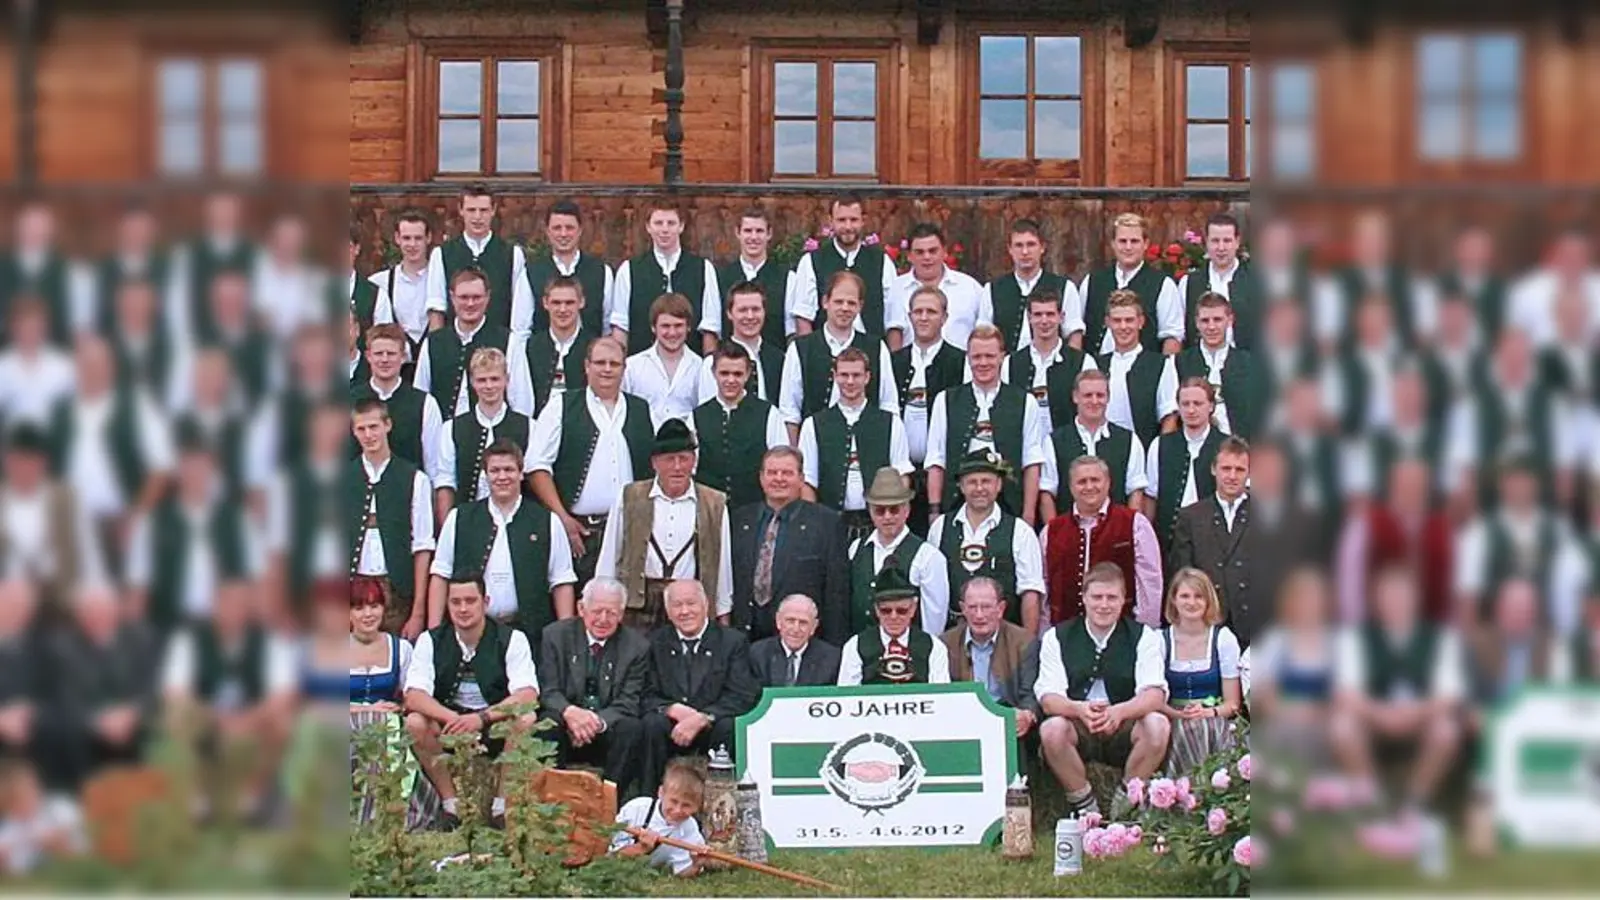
[624,825,842,891]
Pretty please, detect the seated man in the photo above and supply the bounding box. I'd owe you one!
[748,595,842,689]
[638,579,759,797]
[404,575,542,831]
[1329,562,1465,819]
[1033,562,1171,818]
[0,580,76,795]
[838,565,952,686]
[537,578,649,798]
[51,585,159,792]
[940,577,1040,741]
[160,580,297,823]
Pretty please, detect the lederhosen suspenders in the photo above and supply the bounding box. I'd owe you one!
[648,532,698,581]
[387,266,427,366]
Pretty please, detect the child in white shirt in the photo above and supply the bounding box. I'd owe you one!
[609,761,706,877]
[0,760,87,875]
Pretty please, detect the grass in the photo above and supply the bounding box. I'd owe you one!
[1269,841,1600,893]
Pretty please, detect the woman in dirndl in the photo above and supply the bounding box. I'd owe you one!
[1158,568,1243,777]
[346,575,416,825]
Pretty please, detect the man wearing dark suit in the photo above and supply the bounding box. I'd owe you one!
[538,577,649,797]
[940,577,1041,741]
[729,446,851,646]
[639,579,760,797]
[1168,436,1265,647]
[1217,439,1325,646]
[748,594,843,689]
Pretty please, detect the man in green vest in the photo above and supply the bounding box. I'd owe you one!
[1174,292,1268,441]
[433,347,536,521]
[698,281,785,404]
[250,321,342,476]
[171,189,254,349]
[1318,210,1422,354]
[1327,296,1404,438]
[0,199,80,349]
[404,574,542,831]
[347,223,382,339]
[930,449,1046,634]
[1033,562,1171,818]
[982,218,1082,351]
[414,267,535,418]
[160,580,296,825]
[1438,224,1508,345]
[1143,377,1228,555]
[526,200,613,338]
[429,438,577,646]
[526,337,655,592]
[371,208,433,378]
[1328,563,1466,819]
[837,564,952,685]
[1094,290,1180,450]
[425,182,531,337]
[1003,291,1088,437]
[524,275,594,417]
[609,200,721,356]
[171,348,257,510]
[171,269,273,411]
[925,325,1045,525]
[265,400,347,628]
[1039,369,1149,520]
[778,270,899,443]
[689,343,788,511]
[890,284,966,535]
[94,203,170,342]
[104,277,173,404]
[353,323,443,477]
[716,208,793,349]
[1080,213,1183,356]
[349,397,435,640]
[791,193,900,344]
[1177,212,1261,352]
[798,348,912,541]
[846,467,950,637]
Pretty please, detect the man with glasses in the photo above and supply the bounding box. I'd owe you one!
[837,564,951,685]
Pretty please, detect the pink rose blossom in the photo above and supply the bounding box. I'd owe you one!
[1232,835,1253,868]
[1125,777,1145,807]
[1206,807,1229,835]
[1175,776,1192,801]
[1272,807,1296,835]
[1147,777,1178,810]
[1303,774,1353,811]
[1184,230,1202,244]
[1211,768,1232,791]
[1081,811,1103,830]
[1236,754,1252,781]
[802,237,819,252]
[1183,792,1200,812]
[1083,827,1108,859]
[1127,824,1142,844]
[820,225,834,237]
[863,232,880,245]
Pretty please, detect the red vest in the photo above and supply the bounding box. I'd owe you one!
[1045,504,1138,622]
[1366,506,1454,623]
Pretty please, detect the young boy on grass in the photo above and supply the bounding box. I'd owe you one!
[608,760,707,877]
[0,759,87,875]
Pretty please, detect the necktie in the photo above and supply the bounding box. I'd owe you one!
[589,641,604,663]
[682,639,699,657]
[889,638,904,655]
[752,512,780,608]
[786,651,801,687]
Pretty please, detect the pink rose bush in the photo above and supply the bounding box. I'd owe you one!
[1211,768,1232,791]
[1206,807,1229,835]
[1147,777,1179,810]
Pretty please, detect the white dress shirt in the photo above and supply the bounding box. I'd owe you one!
[425,233,535,339]
[527,389,639,517]
[731,256,795,337]
[353,456,436,578]
[846,527,950,635]
[888,268,990,349]
[434,404,538,498]
[621,344,703,428]
[1144,425,1217,509]
[1333,624,1465,703]
[125,500,266,619]
[366,376,446,480]
[1195,342,1234,434]
[1090,348,1179,436]
[1453,513,1588,637]
[0,349,74,428]
[1084,264,1185,352]
[67,390,175,518]
[985,270,1087,348]
[430,498,577,621]
[594,479,734,617]
[1034,620,1168,704]
[371,264,431,348]
[607,249,722,337]
[923,383,1047,472]
[1506,267,1600,349]
[405,627,540,710]
[929,504,1046,597]
[1177,263,1244,346]
[798,400,913,511]
[1038,418,1149,500]
[411,321,536,417]
[790,240,903,335]
[252,258,322,340]
[777,328,900,425]
[1001,340,1070,435]
[0,488,106,587]
[900,340,954,465]
[837,627,953,686]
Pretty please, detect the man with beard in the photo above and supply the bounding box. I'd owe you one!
[791,194,901,344]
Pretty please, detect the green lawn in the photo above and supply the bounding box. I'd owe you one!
[1268,842,1600,893]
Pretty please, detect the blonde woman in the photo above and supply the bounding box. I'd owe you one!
[1159,567,1243,776]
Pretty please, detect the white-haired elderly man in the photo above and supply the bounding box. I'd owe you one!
[746,595,843,689]
[537,577,650,797]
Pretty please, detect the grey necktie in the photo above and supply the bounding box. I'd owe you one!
[786,651,801,687]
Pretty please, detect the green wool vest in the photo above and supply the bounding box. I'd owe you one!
[450,499,555,643]
[1334,265,1416,350]
[349,274,381,335]
[1056,617,1145,704]
[1083,265,1168,354]
[812,405,894,511]
[986,271,1069,349]
[795,331,885,419]
[1483,518,1558,616]
[1468,376,1556,508]
[525,329,593,417]
[184,240,255,345]
[849,534,927,634]
[1009,345,1087,427]
[1183,265,1263,352]
[94,253,171,335]
[857,628,934,684]
[808,242,889,337]
[551,393,655,509]
[423,322,513,414]
[201,332,272,409]
[1050,421,1137,506]
[429,618,515,709]
[345,455,421,600]
[890,341,966,413]
[526,252,609,336]
[148,500,250,634]
[937,511,1021,625]
[286,462,342,606]
[173,412,248,501]
[440,234,516,330]
[692,397,774,510]
[1095,350,1166,448]
[941,384,1028,514]
[717,259,792,349]
[1174,346,1268,441]
[194,623,267,706]
[112,328,173,403]
[49,391,146,502]
[1154,429,1226,550]
[450,410,533,504]
[1438,270,1507,344]
[625,251,709,355]
[0,253,73,347]
[347,381,429,470]
[1362,623,1439,699]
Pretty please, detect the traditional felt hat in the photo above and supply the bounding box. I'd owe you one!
[955,448,1010,480]
[864,466,915,506]
[652,418,698,455]
[871,562,919,602]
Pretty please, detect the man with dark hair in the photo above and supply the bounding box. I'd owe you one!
[610,201,720,355]
[104,277,174,404]
[778,271,899,442]
[1003,291,1088,437]
[352,323,443,476]
[1174,292,1269,440]
[371,208,434,371]
[526,199,613,337]
[799,348,912,538]
[92,203,169,340]
[344,397,435,639]
[698,281,784,404]
[524,275,594,417]
[1143,378,1228,554]
[1437,225,1508,345]
[983,218,1082,350]
[414,267,535,418]
[621,293,703,428]
[716,208,793,348]
[1039,369,1148,520]
[169,189,254,349]
[689,343,788,510]
[1177,212,1262,351]
[791,194,900,344]
[426,183,532,336]
[1168,436,1267,645]
[1080,213,1183,356]
[889,223,988,350]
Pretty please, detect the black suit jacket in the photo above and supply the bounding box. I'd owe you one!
[644,622,760,720]
[538,618,651,728]
[1169,496,1268,645]
[747,636,842,689]
[729,500,851,646]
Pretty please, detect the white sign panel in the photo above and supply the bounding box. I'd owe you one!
[1488,688,1600,848]
[736,683,1017,849]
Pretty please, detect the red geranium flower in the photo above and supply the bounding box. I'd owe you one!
[951,243,964,254]
[885,245,900,260]
[1145,244,1162,261]
[944,255,959,269]
[1166,243,1183,256]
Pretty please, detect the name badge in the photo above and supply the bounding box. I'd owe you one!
[486,569,514,596]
